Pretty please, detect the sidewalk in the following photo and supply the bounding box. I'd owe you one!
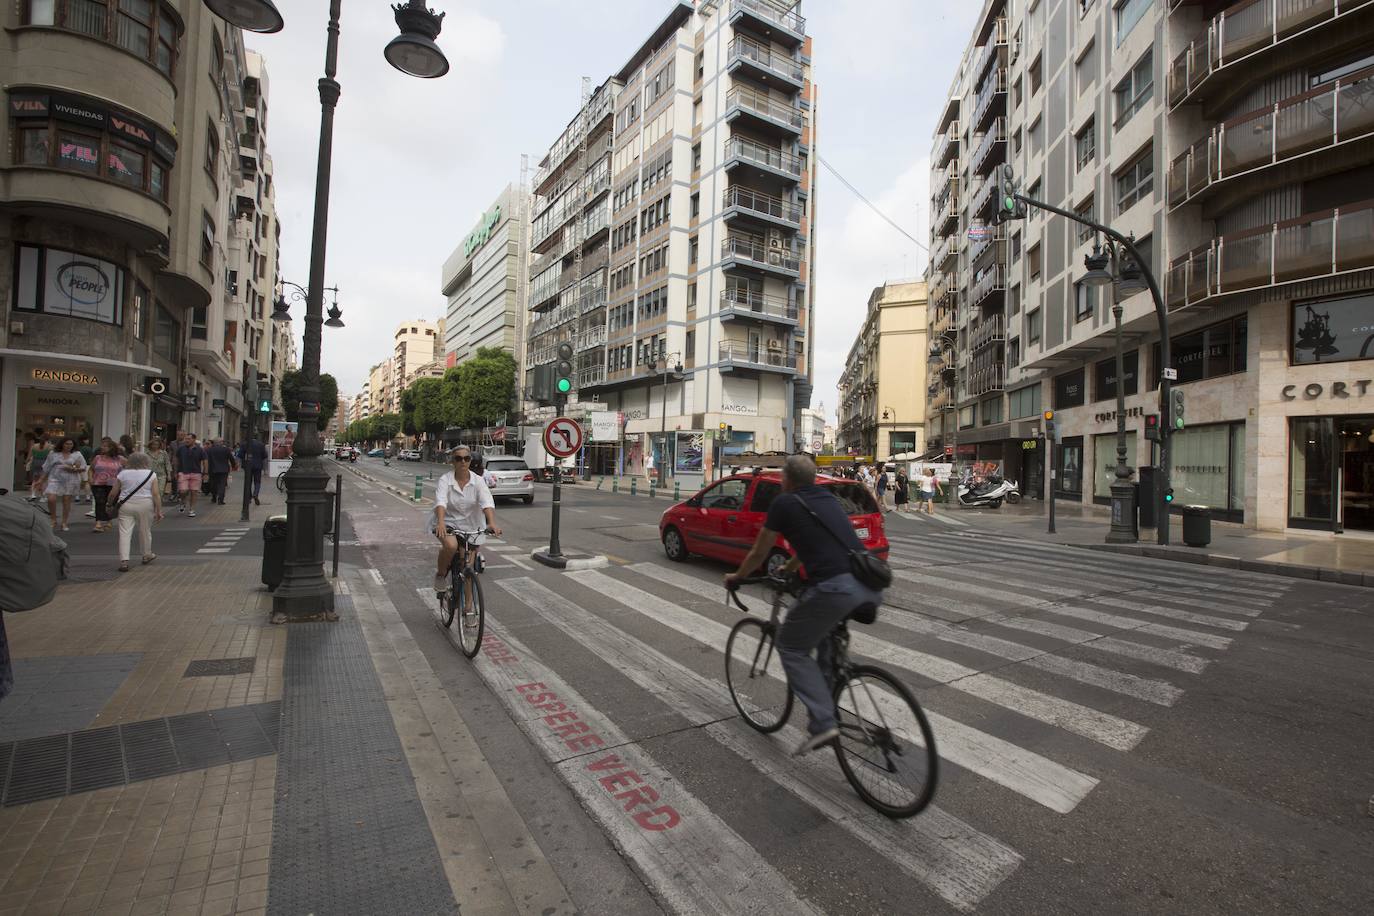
[1,503,570,914]
[933,500,1374,588]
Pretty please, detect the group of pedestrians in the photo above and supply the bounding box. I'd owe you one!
[18,427,270,572]
[840,461,944,515]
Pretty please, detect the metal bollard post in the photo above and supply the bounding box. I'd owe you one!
[674,481,680,500]
[332,474,342,578]
[414,476,422,501]
[630,478,638,496]
[597,477,604,490]
[612,477,619,493]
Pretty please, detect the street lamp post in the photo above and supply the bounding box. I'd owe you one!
[203,0,450,621]
[928,337,959,501]
[655,352,682,485]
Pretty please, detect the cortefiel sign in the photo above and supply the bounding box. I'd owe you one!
[463,204,503,258]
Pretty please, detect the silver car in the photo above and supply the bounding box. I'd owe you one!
[483,456,534,504]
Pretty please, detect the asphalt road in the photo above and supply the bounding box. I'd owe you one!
[315,459,1374,912]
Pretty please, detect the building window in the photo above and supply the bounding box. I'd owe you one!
[1094,349,1139,400]
[1026,307,1042,344]
[1075,119,1095,171]
[1113,50,1153,129]
[1055,367,1087,408]
[980,397,1004,426]
[201,212,215,269]
[1008,337,1022,368]
[1009,383,1042,419]
[1291,293,1374,365]
[12,244,125,325]
[1075,197,1095,244]
[689,236,699,265]
[696,51,704,81]
[22,0,180,78]
[1029,53,1043,94]
[1116,0,1151,46]
[1028,243,1042,281]
[1151,315,1248,386]
[1074,279,1096,321]
[692,143,702,171]
[1115,144,1153,214]
[1057,437,1085,497]
[690,192,700,218]
[133,281,148,340]
[1026,179,1042,219]
[153,301,179,361]
[205,119,219,174]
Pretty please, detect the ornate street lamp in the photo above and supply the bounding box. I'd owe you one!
[202,0,449,621]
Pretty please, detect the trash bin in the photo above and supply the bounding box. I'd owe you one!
[1182,505,1211,548]
[261,514,289,590]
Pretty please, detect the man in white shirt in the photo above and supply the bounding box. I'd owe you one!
[433,445,501,595]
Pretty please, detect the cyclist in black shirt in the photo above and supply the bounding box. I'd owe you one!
[725,454,883,756]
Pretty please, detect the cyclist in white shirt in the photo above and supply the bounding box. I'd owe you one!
[432,445,501,595]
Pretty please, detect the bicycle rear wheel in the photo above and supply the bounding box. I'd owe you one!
[455,572,485,659]
[440,570,458,628]
[832,665,938,818]
[725,618,793,732]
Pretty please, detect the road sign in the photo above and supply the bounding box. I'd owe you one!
[1162,367,1178,381]
[543,417,583,458]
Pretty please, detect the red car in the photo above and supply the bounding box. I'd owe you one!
[659,472,889,576]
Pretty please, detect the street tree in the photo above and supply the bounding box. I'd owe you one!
[453,347,515,429]
[410,377,448,456]
[281,370,339,430]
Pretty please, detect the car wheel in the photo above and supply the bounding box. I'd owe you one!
[764,549,790,578]
[522,495,533,505]
[663,526,688,562]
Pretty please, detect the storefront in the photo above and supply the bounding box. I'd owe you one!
[1289,414,1374,532]
[1,351,160,491]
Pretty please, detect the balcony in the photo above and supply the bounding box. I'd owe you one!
[971,172,1000,220]
[723,137,803,183]
[580,285,607,315]
[933,233,958,272]
[972,18,1008,83]
[970,264,1007,306]
[729,0,806,48]
[576,325,607,351]
[727,35,805,89]
[972,315,1005,352]
[972,117,1007,176]
[970,222,1007,264]
[1166,199,1374,309]
[1168,66,1374,209]
[718,340,798,374]
[972,67,1007,132]
[725,86,805,136]
[578,364,606,388]
[1168,0,1374,109]
[718,289,799,326]
[722,186,803,230]
[969,363,1006,396]
[933,121,960,167]
[932,307,957,338]
[721,236,801,278]
[933,176,960,235]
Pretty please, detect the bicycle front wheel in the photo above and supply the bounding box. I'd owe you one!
[725,618,792,733]
[833,665,938,818]
[455,572,485,659]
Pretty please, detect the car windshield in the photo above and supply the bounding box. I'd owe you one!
[486,460,528,471]
[825,481,879,516]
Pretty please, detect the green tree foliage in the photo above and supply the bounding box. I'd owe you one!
[280,370,339,429]
[449,347,515,428]
[399,386,418,437]
[371,412,402,442]
[410,377,448,439]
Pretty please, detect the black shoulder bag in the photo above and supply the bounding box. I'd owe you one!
[792,494,893,619]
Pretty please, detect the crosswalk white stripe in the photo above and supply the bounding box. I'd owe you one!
[891,569,1233,649]
[605,567,1099,812]
[980,614,1210,674]
[470,618,826,916]
[876,609,1183,706]
[630,567,1148,750]
[498,576,1022,913]
[196,548,232,553]
[221,528,251,533]
[981,555,1274,614]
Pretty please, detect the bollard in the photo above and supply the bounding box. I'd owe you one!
[630,478,638,496]
[597,476,604,490]
[674,481,680,500]
[414,476,422,501]
[650,483,656,499]
[612,477,619,493]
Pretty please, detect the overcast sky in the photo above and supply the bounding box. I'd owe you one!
[248,0,979,425]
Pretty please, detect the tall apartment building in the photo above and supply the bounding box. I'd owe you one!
[837,281,929,460]
[927,0,1374,533]
[368,361,392,418]
[1,0,283,489]
[442,184,530,367]
[389,319,443,412]
[524,0,818,484]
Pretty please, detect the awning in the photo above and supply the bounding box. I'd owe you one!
[0,348,160,375]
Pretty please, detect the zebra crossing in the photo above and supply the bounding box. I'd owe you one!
[196,527,251,553]
[435,528,1290,913]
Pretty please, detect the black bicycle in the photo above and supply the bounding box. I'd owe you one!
[439,527,492,658]
[725,574,938,819]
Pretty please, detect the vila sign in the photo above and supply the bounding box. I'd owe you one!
[32,368,100,386]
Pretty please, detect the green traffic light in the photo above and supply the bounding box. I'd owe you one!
[556,378,572,394]
[1003,196,1015,210]
[1164,491,1175,502]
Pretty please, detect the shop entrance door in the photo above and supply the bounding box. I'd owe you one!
[1289,415,1374,532]
[14,387,104,481]
[1339,416,1374,532]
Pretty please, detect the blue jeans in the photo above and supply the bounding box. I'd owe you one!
[777,573,882,734]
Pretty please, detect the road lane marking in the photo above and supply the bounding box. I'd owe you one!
[498,576,1022,913]
[468,620,826,916]
[632,567,1148,751]
[196,548,232,553]
[369,568,385,585]
[598,567,1098,813]
[506,556,533,570]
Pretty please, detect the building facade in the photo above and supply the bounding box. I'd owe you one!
[389,319,442,413]
[838,281,929,461]
[927,0,1374,533]
[524,0,819,486]
[441,184,530,367]
[2,1,285,491]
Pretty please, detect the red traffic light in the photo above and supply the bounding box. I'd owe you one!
[1144,413,1159,428]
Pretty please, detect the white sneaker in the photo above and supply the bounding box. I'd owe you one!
[433,574,448,595]
[188,511,197,518]
[792,727,840,757]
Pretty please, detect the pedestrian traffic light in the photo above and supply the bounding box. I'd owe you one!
[994,164,1028,224]
[1164,488,1175,503]
[1144,413,1160,441]
[257,395,272,414]
[1169,388,1186,430]
[555,342,574,396]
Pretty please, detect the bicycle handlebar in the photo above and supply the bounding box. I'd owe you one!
[725,573,797,612]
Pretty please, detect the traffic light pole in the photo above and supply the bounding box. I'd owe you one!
[547,395,564,560]
[1007,191,1172,546]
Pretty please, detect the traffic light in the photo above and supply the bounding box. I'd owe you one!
[257,395,272,414]
[530,364,552,405]
[555,342,574,397]
[994,164,1028,224]
[718,421,727,437]
[1169,388,1186,430]
[1144,413,1160,441]
[1164,488,1175,504]
[1042,409,1059,443]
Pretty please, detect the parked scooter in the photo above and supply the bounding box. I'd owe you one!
[957,475,1019,508]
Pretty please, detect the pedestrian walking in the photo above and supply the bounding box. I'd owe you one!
[874,465,889,513]
[118,434,138,457]
[921,468,943,514]
[234,434,268,505]
[146,437,173,504]
[894,468,910,513]
[107,452,162,572]
[89,440,125,532]
[206,437,235,505]
[76,435,94,503]
[35,437,85,531]
[27,433,50,501]
[174,433,207,517]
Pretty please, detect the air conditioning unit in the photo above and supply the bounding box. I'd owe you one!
[768,231,783,249]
